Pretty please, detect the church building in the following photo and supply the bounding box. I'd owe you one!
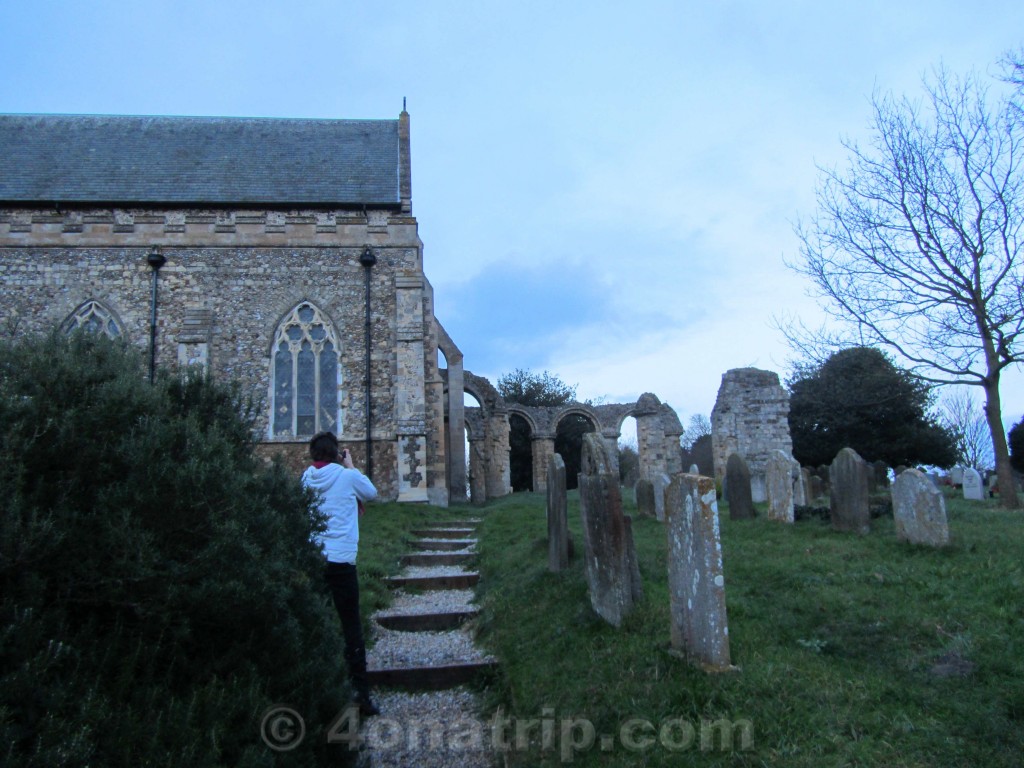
[0,111,465,504]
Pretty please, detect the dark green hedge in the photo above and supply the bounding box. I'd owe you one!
[0,331,347,767]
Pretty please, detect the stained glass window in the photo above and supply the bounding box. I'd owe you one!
[270,302,341,438]
[62,300,122,338]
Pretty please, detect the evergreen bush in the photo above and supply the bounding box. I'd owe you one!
[0,331,346,766]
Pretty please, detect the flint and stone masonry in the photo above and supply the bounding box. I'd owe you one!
[711,368,793,503]
[0,112,463,503]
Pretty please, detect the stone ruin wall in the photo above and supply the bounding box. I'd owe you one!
[711,367,793,503]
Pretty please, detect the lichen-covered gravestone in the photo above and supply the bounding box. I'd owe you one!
[724,452,754,520]
[962,468,985,501]
[830,447,870,534]
[665,473,732,671]
[635,478,656,518]
[892,468,949,547]
[765,449,795,523]
[653,473,671,522]
[547,453,570,572]
[578,434,643,626]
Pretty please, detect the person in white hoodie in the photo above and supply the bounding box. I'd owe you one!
[302,431,379,716]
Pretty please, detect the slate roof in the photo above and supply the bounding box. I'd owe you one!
[0,114,402,206]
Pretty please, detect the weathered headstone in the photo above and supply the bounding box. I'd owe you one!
[765,449,795,523]
[830,447,871,534]
[809,474,825,503]
[665,473,732,671]
[689,463,700,474]
[800,467,813,506]
[892,468,950,547]
[653,472,671,522]
[950,466,965,487]
[635,478,656,518]
[724,452,754,520]
[962,468,985,501]
[792,458,807,507]
[871,460,890,489]
[547,453,570,572]
[578,434,642,626]
[623,517,645,605]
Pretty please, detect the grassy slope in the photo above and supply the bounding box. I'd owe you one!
[471,490,1024,767]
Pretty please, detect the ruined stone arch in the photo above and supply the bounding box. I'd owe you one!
[460,370,511,502]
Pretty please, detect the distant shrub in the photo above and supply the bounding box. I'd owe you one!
[0,331,345,766]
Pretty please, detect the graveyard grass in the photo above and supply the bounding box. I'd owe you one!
[466,490,1024,767]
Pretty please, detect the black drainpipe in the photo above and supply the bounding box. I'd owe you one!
[359,246,377,479]
[147,247,167,384]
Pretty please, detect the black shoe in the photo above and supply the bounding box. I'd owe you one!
[352,692,380,717]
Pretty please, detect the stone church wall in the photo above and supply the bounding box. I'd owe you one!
[0,207,445,503]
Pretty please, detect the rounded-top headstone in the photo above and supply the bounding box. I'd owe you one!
[725,452,754,520]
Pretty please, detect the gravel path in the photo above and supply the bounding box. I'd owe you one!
[376,588,477,616]
[362,525,496,766]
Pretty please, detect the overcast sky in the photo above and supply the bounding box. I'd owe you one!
[3,0,1024,435]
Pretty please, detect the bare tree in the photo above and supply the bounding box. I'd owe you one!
[785,62,1024,508]
[680,413,712,450]
[941,388,996,471]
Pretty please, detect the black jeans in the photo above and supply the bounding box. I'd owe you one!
[324,561,369,694]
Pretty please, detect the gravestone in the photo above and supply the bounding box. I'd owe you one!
[800,467,813,506]
[547,453,570,572]
[689,463,700,474]
[578,434,642,626]
[809,474,825,503]
[653,472,671,522]
[792,459,807,507]
[765,449,795,523]
[635,478,656,518]
[950,466,964,487]
[871,460,890,489]
[962,468,985,501]
[665,473,732,671]
[892,468,950,547]
[830,447,871,534]
[724,452,754,520]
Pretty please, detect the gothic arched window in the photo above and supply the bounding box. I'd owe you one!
[271,302,341,438]
[62,300,122,338]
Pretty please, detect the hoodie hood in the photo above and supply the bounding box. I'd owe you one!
[302,463,345,494]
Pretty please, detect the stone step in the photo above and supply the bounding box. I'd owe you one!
[367,660,499,690]
[411,528,475,538]
[423,520,480,528]
[410,539,476,552]
[400,552,475,567]
[384,573,480,590]
[375,610,478,632]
